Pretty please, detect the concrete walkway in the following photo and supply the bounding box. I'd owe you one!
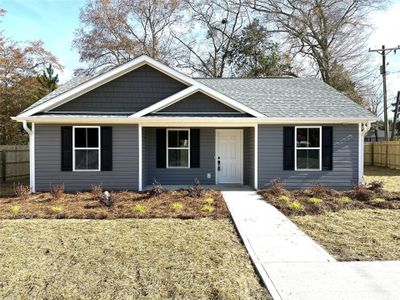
[223,190,400,300]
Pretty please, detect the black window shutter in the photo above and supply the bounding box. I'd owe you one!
[61,126,72,171]
[322,126,333,170]
[190,129,200,168]
[101,127,113,171]
[156,129,166,168]
[283,127,295,170]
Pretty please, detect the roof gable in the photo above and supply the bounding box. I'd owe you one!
[18,55,263,118]
[155,91,243,114]
[50,65,187,113]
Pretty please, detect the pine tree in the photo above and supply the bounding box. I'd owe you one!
[35,64,59,99]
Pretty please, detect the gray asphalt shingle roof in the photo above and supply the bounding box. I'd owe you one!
[24,69,375,120]
[196,78,375,119]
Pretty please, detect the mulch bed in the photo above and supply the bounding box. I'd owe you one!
[258,184,400,217]
[0,189,228,219]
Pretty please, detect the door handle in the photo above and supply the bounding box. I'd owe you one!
[217,156,221,171]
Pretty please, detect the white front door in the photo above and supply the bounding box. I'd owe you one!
[216,129,243,184]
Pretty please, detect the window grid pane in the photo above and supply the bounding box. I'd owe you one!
[168,149,188,167]
[74,127,100,171]
[296,127,320,170]
[167,130,190,168]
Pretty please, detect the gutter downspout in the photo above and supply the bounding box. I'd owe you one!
[22,121,35,192]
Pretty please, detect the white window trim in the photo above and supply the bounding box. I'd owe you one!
[294,126,322,171]
[72,126,101,172]
[166,128,190,169]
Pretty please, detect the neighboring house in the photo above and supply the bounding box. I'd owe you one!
[364,128,393,142]
[13,55,376,192]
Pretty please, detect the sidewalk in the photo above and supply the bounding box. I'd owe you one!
[223,190,400,300]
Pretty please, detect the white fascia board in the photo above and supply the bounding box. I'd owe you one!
[12,116,376,125]
[17,55,197,118]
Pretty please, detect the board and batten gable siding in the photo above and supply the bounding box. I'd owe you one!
[35,124,139,191]
[160,92,239,113]
[51,65,187,113]
[258,124,359,189]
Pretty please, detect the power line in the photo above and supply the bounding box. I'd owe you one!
[369,45,400,141]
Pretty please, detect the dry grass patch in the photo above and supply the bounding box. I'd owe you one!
[0,219,270,299]
[258,186,400,217]
[364,166,400,192]
[0,189,227,219]
[291,209,400,261]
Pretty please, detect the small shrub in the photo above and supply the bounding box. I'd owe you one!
[312,183,326,197]
[277,195,290,202]
[351,184,373,201]
[371,197,385,204]
[50,183,65,199]
[289,201,303,211]
[49,206,62,214]
[9,205,21,214]
[150,179,164,197]
[308,197,322,205]
[14,183,30,200]
[339,196,352,204]
[132,205,146,213]
[90,184,103,199]
[171,202,183,210]
[368,181,384,193]
[204,198,214,205]
[270,179,284,195]
[201,205,215,213]
[188,178,204,198]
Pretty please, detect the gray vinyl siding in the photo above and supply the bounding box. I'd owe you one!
[243,127,255,188]
[35,124,139,191]
[258,124,359,189]
[142,127,255,187]
[160,92,239,113]
[142,127,215,186]
[51,65,187,113]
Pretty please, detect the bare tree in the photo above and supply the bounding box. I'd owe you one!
[174,0,249,77]
[73,0,183,74]
[252,0,386,103]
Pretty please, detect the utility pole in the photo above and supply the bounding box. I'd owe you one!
[369,45,400,141]
[392,91,400,140]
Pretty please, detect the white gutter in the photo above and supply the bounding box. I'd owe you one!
[22,121,35,192]
[12,116,378,125]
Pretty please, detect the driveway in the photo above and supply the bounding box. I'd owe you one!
[223,190,400,300]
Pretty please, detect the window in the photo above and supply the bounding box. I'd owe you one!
[167,129,190,168]
[295,126,321,170]
[73,126,100,171]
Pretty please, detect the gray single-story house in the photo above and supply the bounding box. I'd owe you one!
[13,55,376,192]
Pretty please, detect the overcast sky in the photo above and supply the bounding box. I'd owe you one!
[2,0,400,113]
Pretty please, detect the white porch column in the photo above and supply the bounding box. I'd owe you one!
[254,124,258,189]
[138,123,142,191]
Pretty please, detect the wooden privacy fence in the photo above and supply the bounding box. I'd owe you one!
[0,145,29,182]
[365,141,400,169]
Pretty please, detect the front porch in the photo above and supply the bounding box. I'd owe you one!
[144,184,254,191]
[140,126,258,190]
